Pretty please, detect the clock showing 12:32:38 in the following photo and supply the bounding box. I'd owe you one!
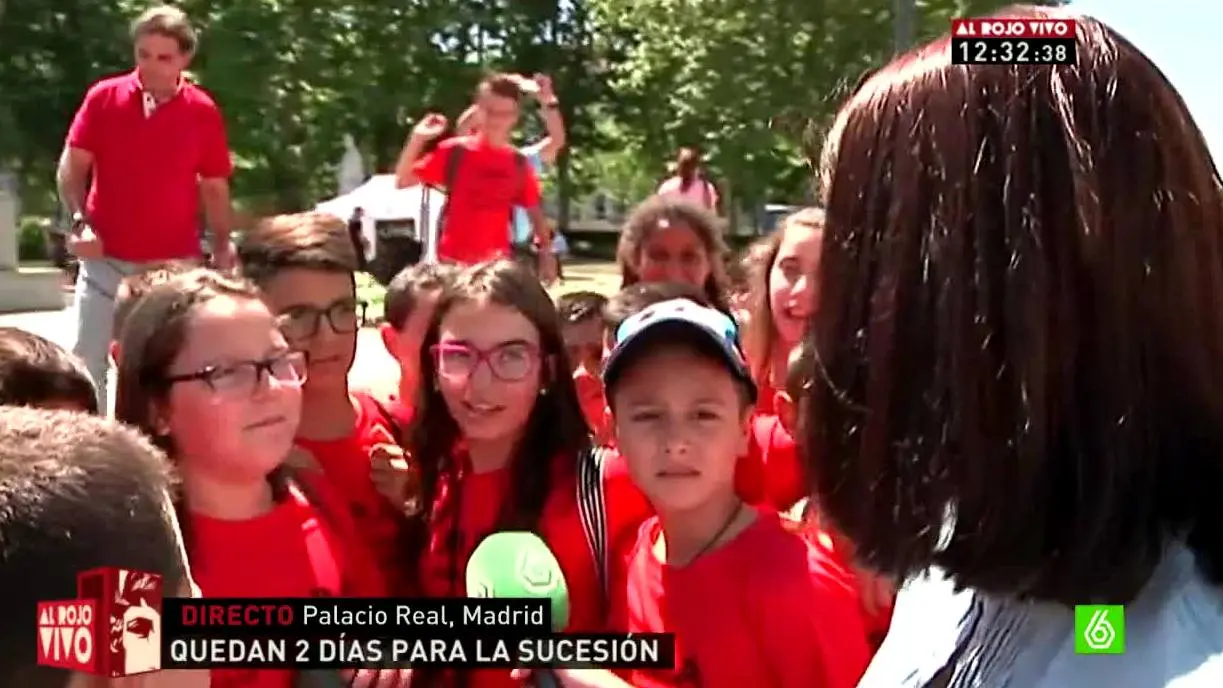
[951,37,1076,65]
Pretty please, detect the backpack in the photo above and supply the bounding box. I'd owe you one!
[419,141,530,261]
[576,445,611,612]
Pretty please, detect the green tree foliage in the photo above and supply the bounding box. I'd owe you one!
[587,0,1056,208]
[0,0,1054,219]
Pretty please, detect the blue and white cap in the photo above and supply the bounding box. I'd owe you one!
[602,298,756,402]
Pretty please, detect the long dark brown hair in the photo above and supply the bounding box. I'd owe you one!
[404,260,592,574]
[806,5,1223,605]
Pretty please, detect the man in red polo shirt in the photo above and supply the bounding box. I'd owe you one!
[56,5,233,407]
[393,73,556,281]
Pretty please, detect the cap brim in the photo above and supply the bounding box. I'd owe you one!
[603,319,757,403]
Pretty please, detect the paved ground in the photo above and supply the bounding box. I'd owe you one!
[0,260,623,406]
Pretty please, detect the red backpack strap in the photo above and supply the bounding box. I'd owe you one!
[287,483,344,596]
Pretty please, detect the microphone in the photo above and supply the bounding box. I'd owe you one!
[466,532,570,688]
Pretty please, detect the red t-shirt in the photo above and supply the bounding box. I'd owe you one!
[802,514,896,650]
[734,413,804,511]
[189,476,385,688]
[294,392,414,594]
[413,135,541,264]
[573,369,613,446]
[418,448,652,688]
[754,378,779,416]
[66,71,232,263]
[612,513,870,688]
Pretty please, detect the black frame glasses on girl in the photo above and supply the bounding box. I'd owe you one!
[162,350,308,396]
[431,341,541,382]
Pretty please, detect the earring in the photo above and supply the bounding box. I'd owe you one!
[539,387,548,396]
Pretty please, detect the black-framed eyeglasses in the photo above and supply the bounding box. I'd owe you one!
[276,299,367,341]
[431,341,541,382]
[163,351,308,396]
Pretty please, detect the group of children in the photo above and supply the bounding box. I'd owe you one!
[0,193,893,688]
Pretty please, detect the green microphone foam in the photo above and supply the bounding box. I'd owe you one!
[465,531,571,632]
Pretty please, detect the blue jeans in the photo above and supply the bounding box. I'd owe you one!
[72,257,139,410]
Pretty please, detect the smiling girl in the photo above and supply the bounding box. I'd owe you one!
[113,269,402,688]
[616,196,731,312]
[405,260,651,688]
[741,207,823,413]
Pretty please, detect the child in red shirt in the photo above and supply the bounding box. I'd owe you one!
[238,212,415,594]
[601,282,804,512]
[557,291,612,445]
[740,207,824,415]
[593,298,869,688]
[400,260,653,688]
[379,262,460,421]
[734,341,808,510]
[112,269,405,688]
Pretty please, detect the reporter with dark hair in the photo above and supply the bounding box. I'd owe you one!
[807,6,1223,686]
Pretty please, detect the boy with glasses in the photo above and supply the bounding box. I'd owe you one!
[237,211,414,593]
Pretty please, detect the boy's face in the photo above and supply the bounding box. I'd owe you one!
[380,290,440,401]
[477,90,520,139]
[563,317,604,375]
[611,344,750,513]
[258,268,359,393]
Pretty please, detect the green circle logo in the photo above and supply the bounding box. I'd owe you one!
[516,550,559,595]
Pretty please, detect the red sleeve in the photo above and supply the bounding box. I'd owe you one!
[602,450,653,625]
[517,161,542,207]
[735,414,804,511]
[412,139,453,187]
[197,98,233,179]
[66,84,105,152]
[734,421,768,506]
[574,371,612,446]
[755,551,871,688]
[761,419,804,509]
[301,472,388,597]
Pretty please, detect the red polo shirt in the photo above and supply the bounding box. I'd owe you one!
[413,135,541,264]
[66,71,232,263]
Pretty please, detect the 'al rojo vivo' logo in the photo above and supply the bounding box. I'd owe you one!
[1074,605,1126,654]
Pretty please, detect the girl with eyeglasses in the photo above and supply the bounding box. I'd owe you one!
[402,260,652,688]
[114,269,407,688]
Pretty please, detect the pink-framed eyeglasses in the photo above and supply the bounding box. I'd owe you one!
[430,341,541,382]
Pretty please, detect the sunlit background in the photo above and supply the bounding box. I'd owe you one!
[1072,0,1222,165]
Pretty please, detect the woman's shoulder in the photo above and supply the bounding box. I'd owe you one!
[859,545,1223,687]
